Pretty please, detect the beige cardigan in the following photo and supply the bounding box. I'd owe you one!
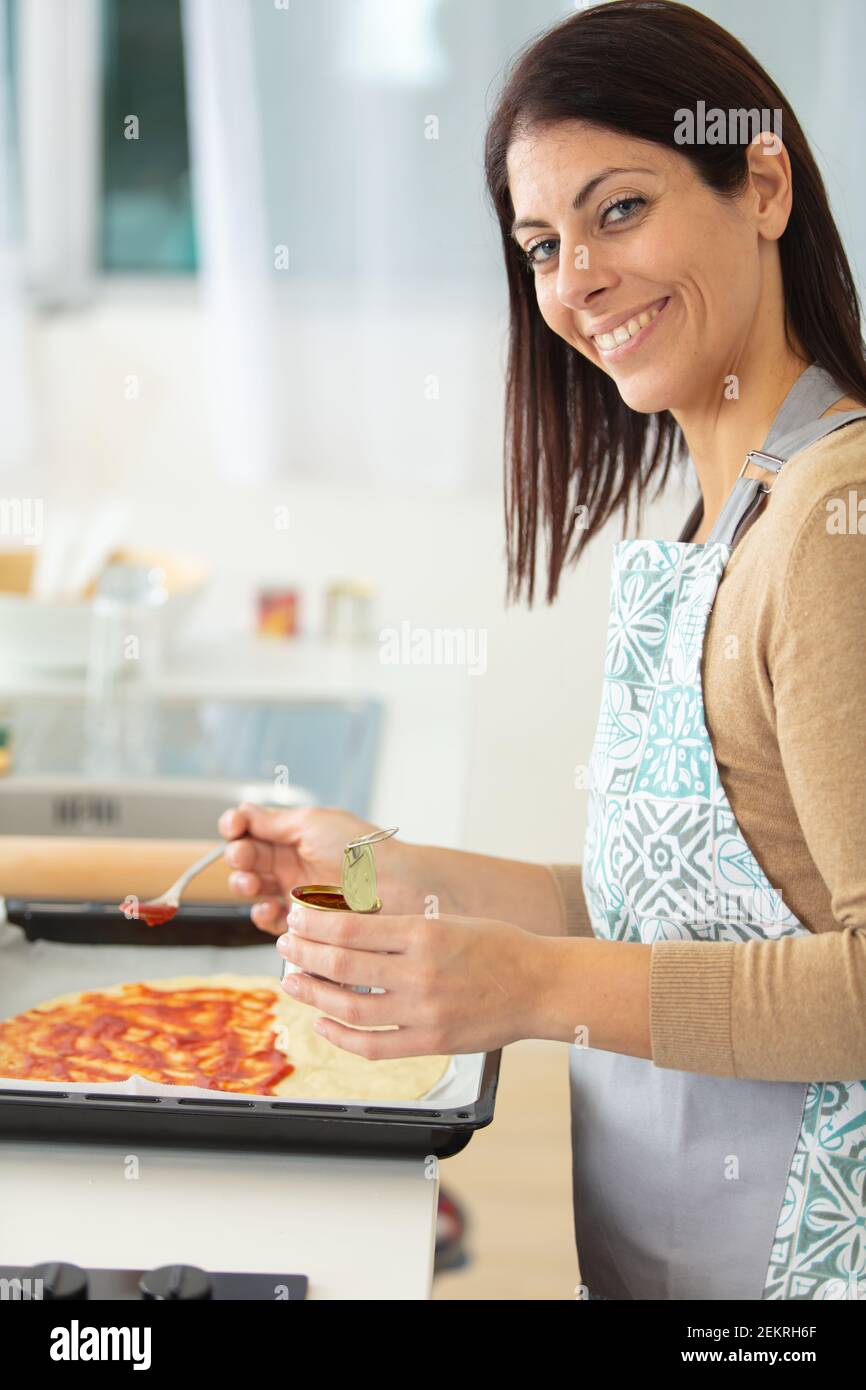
[546,418,866,1083]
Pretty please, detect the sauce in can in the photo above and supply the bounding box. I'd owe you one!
[285,828,398,993]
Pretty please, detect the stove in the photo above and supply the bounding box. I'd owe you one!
[0,1262,307,1301]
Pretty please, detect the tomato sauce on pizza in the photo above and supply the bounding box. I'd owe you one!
[0,983,294,1095]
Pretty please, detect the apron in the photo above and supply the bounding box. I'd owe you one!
[571,363,866,1301]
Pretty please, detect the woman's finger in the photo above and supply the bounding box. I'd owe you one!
[237,801,311,847]
[278,929,401,991]
[310,1014,434,1061]
[287,904,413,954]
[218,806,249,840]
[281,970,395,1024]
[250,899,287,934]
[222,836,279,877]
[228,869,283,899]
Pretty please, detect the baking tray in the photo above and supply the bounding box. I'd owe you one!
[0,905,500,1159]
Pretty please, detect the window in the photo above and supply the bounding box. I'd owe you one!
[11,0,196,298]
[100,0,196,272]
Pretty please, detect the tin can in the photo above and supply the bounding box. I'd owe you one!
[282,884,381,994]
[281,828,398,994]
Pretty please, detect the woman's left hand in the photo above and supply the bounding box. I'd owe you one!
[277,904,551,1057]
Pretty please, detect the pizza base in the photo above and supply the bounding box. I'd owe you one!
[5,973,451,1103]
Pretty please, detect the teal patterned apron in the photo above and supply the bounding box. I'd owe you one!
[571,364,866,1300]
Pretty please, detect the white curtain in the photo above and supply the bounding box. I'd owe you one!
[181,0,279,486]
[0,0,32,479]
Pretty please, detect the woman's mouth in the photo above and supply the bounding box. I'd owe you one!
[590,297,671,361]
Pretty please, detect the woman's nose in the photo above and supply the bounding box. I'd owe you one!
[555,247,614,313]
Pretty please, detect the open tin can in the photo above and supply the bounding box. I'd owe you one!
[282,827,398,994]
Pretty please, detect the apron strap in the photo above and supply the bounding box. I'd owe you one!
[761,362,847,448]
[765,408,866,462]
[680,364,866,548]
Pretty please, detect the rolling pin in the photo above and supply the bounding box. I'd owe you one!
[0,837,239,903]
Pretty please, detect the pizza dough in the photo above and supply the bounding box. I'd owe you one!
[0,974,451,1103]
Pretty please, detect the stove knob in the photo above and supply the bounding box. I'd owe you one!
[139,1264,212,1301]
[33,1262,89,1300]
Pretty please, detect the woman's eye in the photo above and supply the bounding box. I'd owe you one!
[600,195,646,227]
[523,237,559,269]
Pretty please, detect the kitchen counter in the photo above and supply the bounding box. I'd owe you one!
[0,1138,440,1300]
[0,628,466,1299]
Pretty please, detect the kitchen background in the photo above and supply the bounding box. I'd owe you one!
[0,0,863,1298]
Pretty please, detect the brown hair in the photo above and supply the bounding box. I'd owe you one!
[484,0,866,605]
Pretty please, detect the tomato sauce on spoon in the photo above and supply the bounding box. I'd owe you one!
[117,901,178,928]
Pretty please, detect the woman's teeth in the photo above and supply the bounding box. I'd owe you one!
[594,301,665,351]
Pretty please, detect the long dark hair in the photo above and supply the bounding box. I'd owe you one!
[484,0,866,605]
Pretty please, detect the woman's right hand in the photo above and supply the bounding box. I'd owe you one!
[218,802,409,936]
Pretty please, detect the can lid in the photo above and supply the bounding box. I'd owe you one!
[341,827,398,912]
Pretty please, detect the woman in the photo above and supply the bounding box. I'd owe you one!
[220,1,866,1301]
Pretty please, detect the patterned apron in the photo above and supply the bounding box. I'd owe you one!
[571,364,866,1300]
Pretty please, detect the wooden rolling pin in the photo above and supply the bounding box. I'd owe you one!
[0,837,240,903]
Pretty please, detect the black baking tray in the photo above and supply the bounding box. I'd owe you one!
[3,898,263,946]
[0,1052,500,1159]
[0,899,501,1158]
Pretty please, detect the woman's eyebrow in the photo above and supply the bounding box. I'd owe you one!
[511,166,655,237]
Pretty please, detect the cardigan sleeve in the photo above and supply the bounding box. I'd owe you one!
[650,491,866,1081]
[543,863,595,938]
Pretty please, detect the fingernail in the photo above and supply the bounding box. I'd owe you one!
[284,975,300,993]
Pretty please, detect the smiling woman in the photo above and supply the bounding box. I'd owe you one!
[219,0,866,1307]
[483,0,866,604]
[474,0,866,1303]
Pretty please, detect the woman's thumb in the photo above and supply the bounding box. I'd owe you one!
[227,801,311,845]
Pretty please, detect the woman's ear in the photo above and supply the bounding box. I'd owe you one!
[744,131,793,242]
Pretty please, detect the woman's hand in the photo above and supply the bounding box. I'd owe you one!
[218,803,414,936]
[276,903,554,1056]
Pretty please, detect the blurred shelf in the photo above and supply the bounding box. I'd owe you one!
[0,632,472,704]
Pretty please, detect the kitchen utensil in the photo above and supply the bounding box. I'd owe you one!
[118,843,226,927]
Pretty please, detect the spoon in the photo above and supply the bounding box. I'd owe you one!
[118,844,226,927]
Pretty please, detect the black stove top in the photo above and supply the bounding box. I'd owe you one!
[0,1263,307,1301]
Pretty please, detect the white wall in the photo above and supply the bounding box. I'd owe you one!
[12,288,692,865]
[11,0,860,868]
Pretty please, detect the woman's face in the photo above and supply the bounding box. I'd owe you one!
[506,121,784,415]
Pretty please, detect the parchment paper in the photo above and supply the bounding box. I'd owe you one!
[0,917,485,1109]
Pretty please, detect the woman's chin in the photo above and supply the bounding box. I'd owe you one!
[611,374,681,416]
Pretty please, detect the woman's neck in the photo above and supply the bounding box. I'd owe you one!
[672,348,811,537]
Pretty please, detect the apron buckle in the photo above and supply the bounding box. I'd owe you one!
[739,449,786,493]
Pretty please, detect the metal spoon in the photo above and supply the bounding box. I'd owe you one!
[119,844,225,926]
